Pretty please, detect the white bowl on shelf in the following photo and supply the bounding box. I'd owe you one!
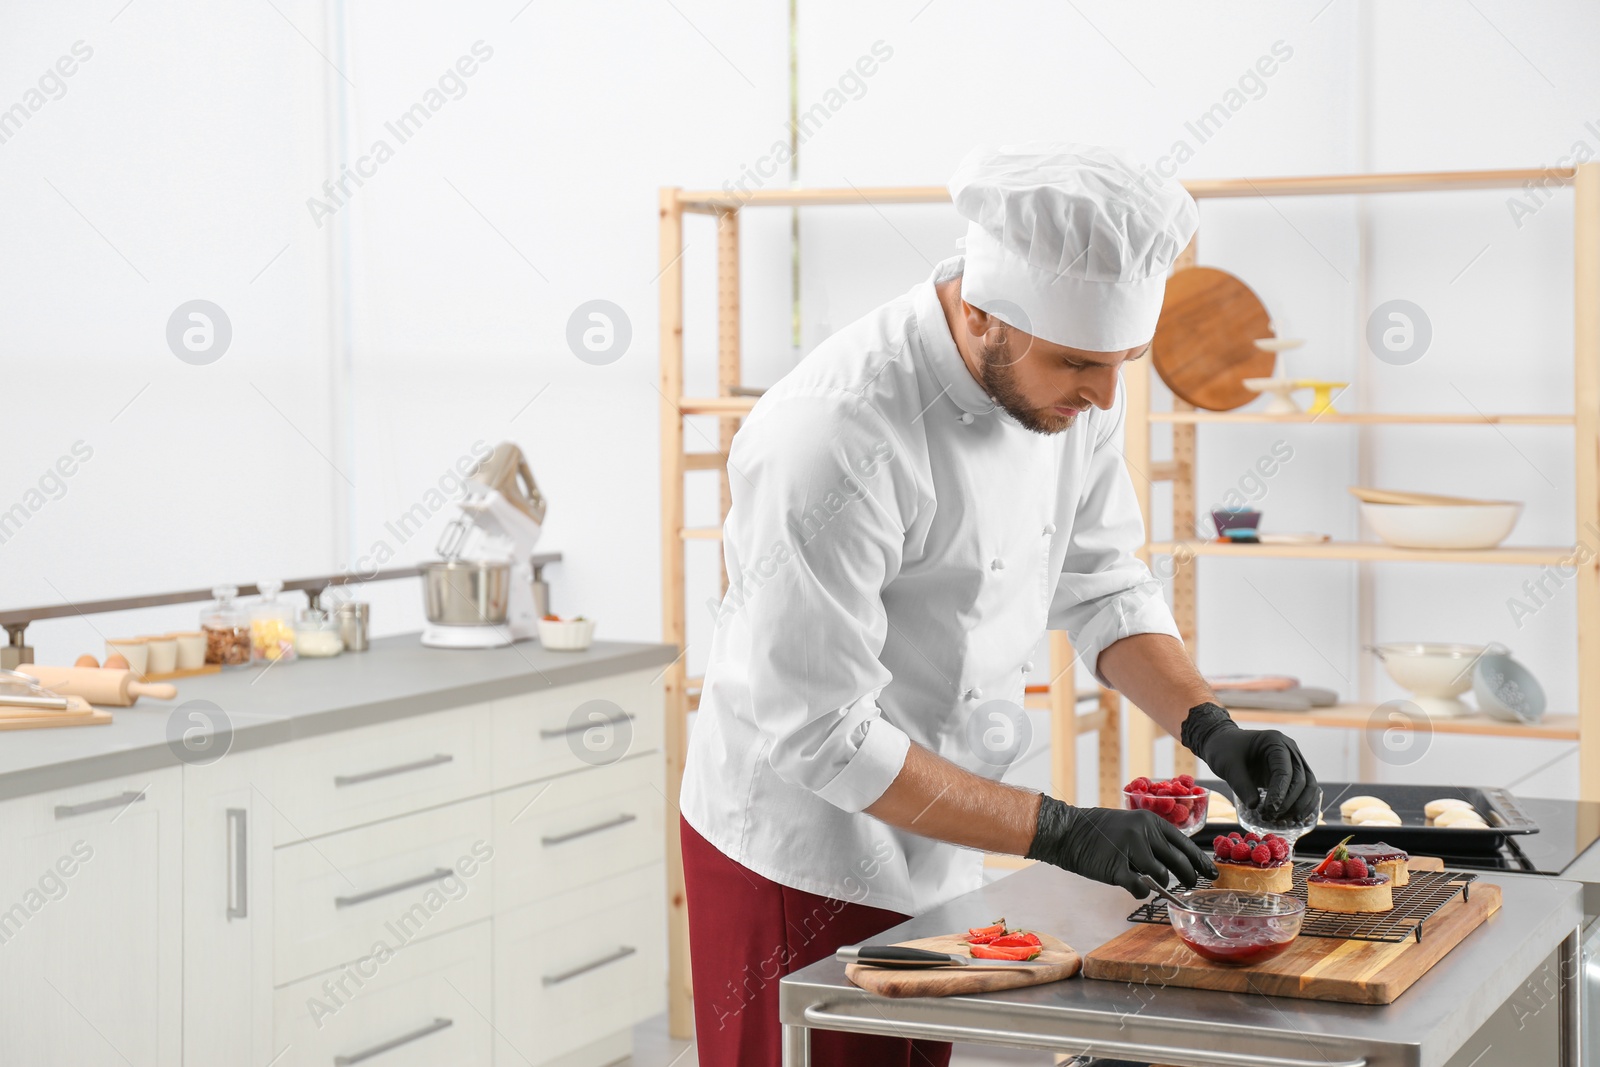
[1359,502,1521,550]
[1368,642,1484,718]
[537,617,595,651]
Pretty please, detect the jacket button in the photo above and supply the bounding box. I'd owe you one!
[958,412,974,425]
[1043,523,1057,536]
[966,687,983,700]
[991,558,1004,570]
[1023,661,1035,673]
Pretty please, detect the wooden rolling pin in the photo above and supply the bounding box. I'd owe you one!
[17,666,177,706]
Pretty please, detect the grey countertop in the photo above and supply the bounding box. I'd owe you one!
[0,634,676,801]
[781,862,1584,1067]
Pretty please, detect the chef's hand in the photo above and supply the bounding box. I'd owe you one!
[1025,795,1217,898]
[1182,702,1320,821]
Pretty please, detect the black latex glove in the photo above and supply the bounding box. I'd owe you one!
[1025,795,1217,898]
[1182,702,1320,821]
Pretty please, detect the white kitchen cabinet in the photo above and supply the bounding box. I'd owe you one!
[274,919,494,1067]
[493,865,667,1067]
[184,748,276,1067]
[271,703,494,845]
[492,668,664,790]
[0,768,183,1066]
[493,754,665,909]
[274,796,495,986]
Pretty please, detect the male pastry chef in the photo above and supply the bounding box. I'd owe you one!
[679,144,1322,1067]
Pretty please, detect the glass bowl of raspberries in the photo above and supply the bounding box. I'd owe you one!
[1123,774,1210,837]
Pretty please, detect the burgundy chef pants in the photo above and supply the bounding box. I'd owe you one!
[681,816,953,1067]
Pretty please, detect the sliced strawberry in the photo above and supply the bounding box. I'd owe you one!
[971,943,1041,961]
[966,921,1006,940]
[990,932,1042,948]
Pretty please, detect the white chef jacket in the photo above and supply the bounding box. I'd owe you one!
[680,256,1181,916]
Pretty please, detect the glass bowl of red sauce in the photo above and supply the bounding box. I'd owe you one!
[1167,889,1304,964]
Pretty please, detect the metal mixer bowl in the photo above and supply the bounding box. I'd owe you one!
[423,560,510,626]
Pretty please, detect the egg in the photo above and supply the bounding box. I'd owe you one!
[104,653,130,670]
[74,654,100,668]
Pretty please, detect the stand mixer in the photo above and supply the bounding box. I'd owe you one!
[421,443,549,649]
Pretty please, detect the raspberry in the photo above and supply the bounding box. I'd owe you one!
[1213,835,1231,854]
[1345,857,1369,878]
[1176,774,1195,788]
[1128,777,1151,793]
[1267,837,1289,861]
[1190,786,1207,796]
[1229,832,1242,841]
[1244,833,1261,844]
[1230,840,1254,861]
[1153,782,1172,796]
[1323,859,1345,879]
[1170,802,1190,824]
[1151,796,1176,816]
[1250,844,1272,865]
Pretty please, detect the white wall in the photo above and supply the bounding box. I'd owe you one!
[2,0,1593,797]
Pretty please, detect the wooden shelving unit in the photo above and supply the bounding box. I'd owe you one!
[657,165,1599,1037]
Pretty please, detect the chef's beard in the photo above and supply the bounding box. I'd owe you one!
[977,333,1077,436]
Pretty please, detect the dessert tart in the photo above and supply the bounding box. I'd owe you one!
[1307,836,1393,913]
[1210,831,1293,893]
[1346,841,1410,887]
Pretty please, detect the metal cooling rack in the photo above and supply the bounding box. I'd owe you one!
[1128,861,1478,944]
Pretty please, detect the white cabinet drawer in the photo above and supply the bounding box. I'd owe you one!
[271,706,493,844]
[274,920,492,1067]
[274,798,494,985]
[492,669,664,789]
[494,756,664,909]
[493,866,666,1066]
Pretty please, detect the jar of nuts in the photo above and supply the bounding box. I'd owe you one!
[200,585,252,668]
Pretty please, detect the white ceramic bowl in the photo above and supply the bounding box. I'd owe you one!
[1370,642,1482,698]
[1360,502,1521,550]
[537,617,595,651]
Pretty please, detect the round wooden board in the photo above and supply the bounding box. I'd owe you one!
[845,931,1080,999]
[1152,267,1277,411]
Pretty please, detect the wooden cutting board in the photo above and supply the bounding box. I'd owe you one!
[1083,871,1500,1005]
[0,696,111,730]
[1152,267,1277,411]
[846,932,1081,998]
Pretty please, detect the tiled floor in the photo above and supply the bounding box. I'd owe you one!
[623,1013,1059,1066]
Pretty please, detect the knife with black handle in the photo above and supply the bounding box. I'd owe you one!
[836,945,1038,968]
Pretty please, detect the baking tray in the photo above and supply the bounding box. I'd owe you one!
[1200,779,1538,855]
[1129,860,1478,944]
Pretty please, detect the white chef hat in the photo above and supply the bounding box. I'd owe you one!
[949,143,1199,352]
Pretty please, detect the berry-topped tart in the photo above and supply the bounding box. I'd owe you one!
[1345,841,1411,887]
[1209,831,1293,893]
[1306,836,1393,913]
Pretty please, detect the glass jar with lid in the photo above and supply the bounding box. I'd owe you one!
[200,585,252,668]
[294,608,344,658]
[250,579,297,664]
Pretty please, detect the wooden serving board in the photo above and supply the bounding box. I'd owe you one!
[1151,267,1277,411]
[846,932,1081,999]
[1084,872,1500,1005]
[0,704,112,730]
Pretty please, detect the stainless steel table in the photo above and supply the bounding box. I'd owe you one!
[780,863,1584,1067]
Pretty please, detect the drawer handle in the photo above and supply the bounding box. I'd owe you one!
[541,812,638,846]
[333,753,453,787]
[226,808,248,920]
[539,714,633,740]
[542,944,637,986]
[333,1017,453,1065]
[335,868,453,909]
[54,790,144,820]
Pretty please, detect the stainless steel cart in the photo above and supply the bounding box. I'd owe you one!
[779,863,1583,1067]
